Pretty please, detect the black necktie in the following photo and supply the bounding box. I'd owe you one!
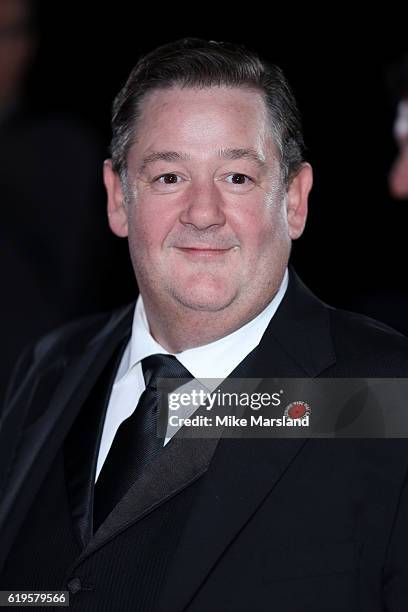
[93,354,192,532]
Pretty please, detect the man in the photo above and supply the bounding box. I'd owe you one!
[1,38,408,611]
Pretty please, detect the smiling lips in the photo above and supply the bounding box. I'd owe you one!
[175,246,236,258]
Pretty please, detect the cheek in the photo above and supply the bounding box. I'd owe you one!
[127,202,175,253]
[233,200,288,255]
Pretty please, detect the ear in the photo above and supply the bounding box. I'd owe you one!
[286,162,313,240]
[103,159,129,237]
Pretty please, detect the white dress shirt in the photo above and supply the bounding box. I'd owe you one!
[95,268,288,481]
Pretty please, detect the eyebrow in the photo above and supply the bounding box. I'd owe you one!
[140,151,189,172]
[217,148,267,169]
[139,147,267,172]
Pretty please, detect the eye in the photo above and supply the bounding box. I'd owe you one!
[155,173,182,184]
[225,173,253,185]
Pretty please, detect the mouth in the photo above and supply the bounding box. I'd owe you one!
[174,247,236,258]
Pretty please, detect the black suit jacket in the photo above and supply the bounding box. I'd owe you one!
[1,270,408,611]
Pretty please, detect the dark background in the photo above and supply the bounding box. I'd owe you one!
[21,5,408,327]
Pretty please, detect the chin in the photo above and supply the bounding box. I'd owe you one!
[171,288,236,313]
[167,274,237,312]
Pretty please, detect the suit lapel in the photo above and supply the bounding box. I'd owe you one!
[266,269,336,378]
[0,305,134,571]
[74,435,220,564]
[63,337,129,549]
[158,269,337,611]
[64,354,222,557]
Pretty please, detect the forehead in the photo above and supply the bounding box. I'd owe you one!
[131,86,274,158]
[139,85,268,116]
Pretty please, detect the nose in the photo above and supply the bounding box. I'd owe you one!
[179,181,226,230]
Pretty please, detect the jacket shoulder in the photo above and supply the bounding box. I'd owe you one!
[2,304,134,412]
[32,308,122,363]
[327,306,408,375]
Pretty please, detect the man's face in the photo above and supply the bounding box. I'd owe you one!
[105,86,312,321]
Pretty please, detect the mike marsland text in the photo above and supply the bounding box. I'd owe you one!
[168,415,310,428]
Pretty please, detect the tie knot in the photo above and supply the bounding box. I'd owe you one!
[142,354,192,389]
